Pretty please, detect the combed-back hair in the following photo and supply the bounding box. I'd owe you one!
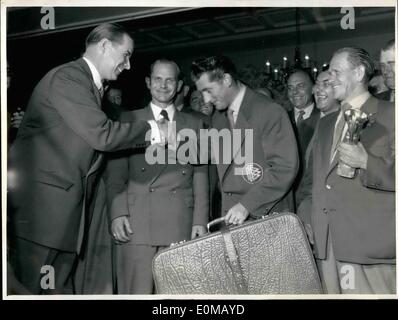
[191,55,237,82]
[85,23,131,49]
[333,47,374,84]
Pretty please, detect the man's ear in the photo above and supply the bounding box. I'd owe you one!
[183,85,190,97]
[97,38,111,54]
[145,77,151,90]
[223,73,233,87]
[177,80,183,93]
[355,65,366,83]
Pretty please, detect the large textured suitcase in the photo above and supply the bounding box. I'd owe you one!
[152,212,322,294]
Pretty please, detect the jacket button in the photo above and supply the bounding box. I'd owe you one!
[141,167,146,172]
[325,184,331,190]
[182,170,186,175]
[227,193,232,196]
[150,188,155,192]
[323,208,328,214]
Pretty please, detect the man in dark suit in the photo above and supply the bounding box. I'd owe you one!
[375,39,395,102]
[286,70,320,209]
[191,55,298,225]
[307,47,395,293]
[8,23,166,294]
[105,59,209,294]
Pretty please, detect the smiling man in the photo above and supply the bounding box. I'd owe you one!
[105,59,209,294]
[286,70,320,210]
[8,23,162,294]
[308,47,395,294]
[313,71,340,117]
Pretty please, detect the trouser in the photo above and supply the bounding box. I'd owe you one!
[115,243,167,294]
[9,236,77,294]
[316,230,396,294]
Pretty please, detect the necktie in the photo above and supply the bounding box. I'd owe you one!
[330,103,351,163]
[227,108,235,129]
[296,110,305,126]
[160,109,169,122]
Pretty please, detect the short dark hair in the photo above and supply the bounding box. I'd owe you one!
[85,23,131,49]
[148,58,181,79]
[381,39,395,52]
[333,47,374,83]
[191,55,237,82]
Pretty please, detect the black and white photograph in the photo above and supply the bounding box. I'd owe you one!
[1,0,396,302]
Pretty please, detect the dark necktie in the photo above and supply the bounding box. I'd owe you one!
[330,103,351,163]
[160,109,169,122]
[296,110,305,126]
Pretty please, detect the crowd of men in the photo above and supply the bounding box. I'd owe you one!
[7,23,396,295]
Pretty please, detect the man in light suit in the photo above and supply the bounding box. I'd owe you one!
[8,23,166,294]
[105,59,209,294]
[191,55,298,225]
[308,47,395,293]
[287,70,320,210]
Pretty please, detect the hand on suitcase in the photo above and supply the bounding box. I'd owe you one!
[111,216,133,243]
[225,202,249,225]
[191,225,206,239]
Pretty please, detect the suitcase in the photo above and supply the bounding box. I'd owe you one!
[152,212,323,294]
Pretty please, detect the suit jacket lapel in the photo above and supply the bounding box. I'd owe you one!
[323,113,339,177]
[327,96,379,176]
[356,95,379,146]
[78,58,102,106]
[212,110,230,181]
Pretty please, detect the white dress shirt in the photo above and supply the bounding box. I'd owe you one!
[294,103,315,123]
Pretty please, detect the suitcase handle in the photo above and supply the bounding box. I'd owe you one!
[207,216,227,232]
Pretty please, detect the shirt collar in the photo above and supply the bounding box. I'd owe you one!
[294,103,315,121]
[83,57,102,90]
[150,102,175,121]
[343,91,371,110]
[229,82,246,116]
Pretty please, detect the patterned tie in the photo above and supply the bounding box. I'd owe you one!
[227,108,235,129]
[160,109,169,122]
[330,103,351,163]
[296,110,305,126]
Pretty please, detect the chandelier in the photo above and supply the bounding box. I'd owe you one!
[264,8,328,84]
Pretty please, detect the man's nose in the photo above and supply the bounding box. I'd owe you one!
[203,94,212,104]
[124,59,131,70]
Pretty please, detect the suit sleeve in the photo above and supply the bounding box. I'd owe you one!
[103,152,130,223]
[296,144,314,225]
[190,119,210,226]
[240,105,299,215]
[49,66,150,152]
